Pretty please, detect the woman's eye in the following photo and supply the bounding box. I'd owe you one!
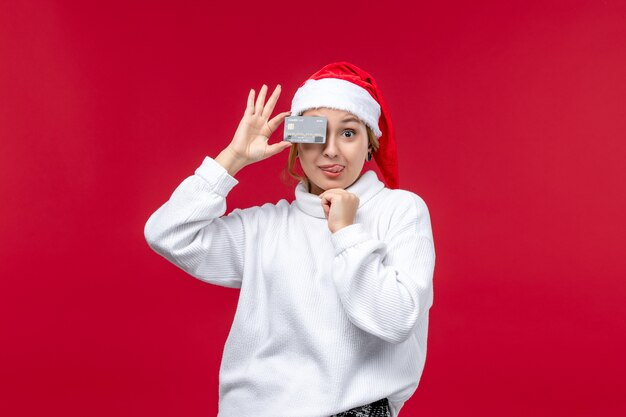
[342,130,356,138]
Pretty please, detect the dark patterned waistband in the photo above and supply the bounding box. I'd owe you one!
[330,397,390,417]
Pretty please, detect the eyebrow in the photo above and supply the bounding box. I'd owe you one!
[340,116,362,124]
[308,114,362,124]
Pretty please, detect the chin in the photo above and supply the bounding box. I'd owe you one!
[315,173,356,190]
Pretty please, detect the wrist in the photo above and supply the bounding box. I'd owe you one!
[215,147,248,177]
[330,222,353,234]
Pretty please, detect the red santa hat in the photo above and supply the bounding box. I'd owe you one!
[290,61,400,189]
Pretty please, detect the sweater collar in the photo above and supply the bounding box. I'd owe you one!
[294,170,385,218]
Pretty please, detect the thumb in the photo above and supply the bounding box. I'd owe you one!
[266,140,293,157]
[268,110,292,132]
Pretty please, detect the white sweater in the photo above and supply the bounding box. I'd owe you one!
[144,156,436,417]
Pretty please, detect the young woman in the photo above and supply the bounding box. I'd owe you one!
[144,62,436,417]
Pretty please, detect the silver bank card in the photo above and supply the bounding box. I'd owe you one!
[283,116,327,143]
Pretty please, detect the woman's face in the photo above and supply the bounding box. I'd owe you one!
[297,107,370,195]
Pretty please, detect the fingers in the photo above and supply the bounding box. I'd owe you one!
[255,84,268,115]
[319,189,344,200]
[319,189,357,204]
[262,84,282,119]
[245,88,255,116]
[322,204,330,219]
[248,84,283,118]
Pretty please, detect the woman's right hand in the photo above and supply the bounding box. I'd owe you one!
[224,84,293,168]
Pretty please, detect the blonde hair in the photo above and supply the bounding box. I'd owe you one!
[281,125,380,190]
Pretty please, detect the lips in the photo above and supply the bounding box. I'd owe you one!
[319,165,345,173]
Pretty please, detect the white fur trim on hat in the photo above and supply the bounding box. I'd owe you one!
[290,78,382,138]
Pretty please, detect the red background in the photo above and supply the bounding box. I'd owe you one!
[1,1,625,416]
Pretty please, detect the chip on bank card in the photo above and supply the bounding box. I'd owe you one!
[283,116,327,143]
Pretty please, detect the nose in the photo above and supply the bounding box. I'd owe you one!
[322,133,339,158]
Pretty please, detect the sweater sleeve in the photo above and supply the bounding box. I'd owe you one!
[330,193,436,344]
[143,156,245,288]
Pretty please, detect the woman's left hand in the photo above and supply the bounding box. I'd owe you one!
[319,189,360,233]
